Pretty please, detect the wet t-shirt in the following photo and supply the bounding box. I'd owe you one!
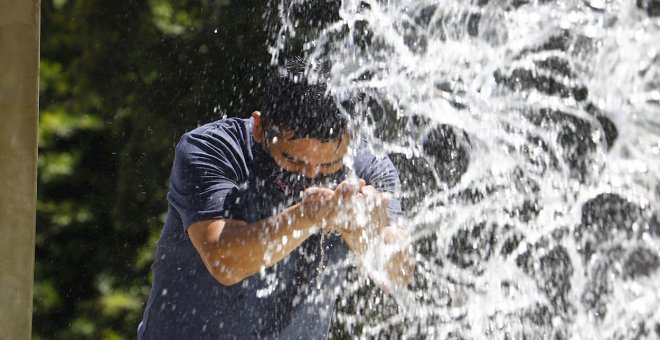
[138,117,402,340]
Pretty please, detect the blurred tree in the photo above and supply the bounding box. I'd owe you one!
[37,0,271,338]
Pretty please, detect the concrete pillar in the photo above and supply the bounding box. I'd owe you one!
[0,0,40,339]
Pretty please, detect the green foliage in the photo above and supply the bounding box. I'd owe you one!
[37,0,271,337]
[148,0,201,35]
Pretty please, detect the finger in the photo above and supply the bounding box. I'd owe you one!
[379,192,390,205]
[304,187,326,196]
[360,185,378,197]
[312,187,334,196]
[341,184,358,201]
[334,181,359,201]
[321,188,335,201]
[337,179,360,192]
[359,186,389,208]
[304,187,334,203]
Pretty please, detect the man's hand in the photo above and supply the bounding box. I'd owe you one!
[320,179,365,233]
[300,179,415,289]
[357,184,390,231]
[299,186,336,225]
[334,184,388,254]
[332,181,415,290]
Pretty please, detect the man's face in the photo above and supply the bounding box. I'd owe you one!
[265,130,350,179]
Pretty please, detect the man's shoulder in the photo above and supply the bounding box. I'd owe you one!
[173,117,256,174]
[353,139,379,167]
[353,139,399,177]
[186,117,252,138]
[178,117,253,149]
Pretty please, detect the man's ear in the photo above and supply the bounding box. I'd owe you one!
[252,111,264,144]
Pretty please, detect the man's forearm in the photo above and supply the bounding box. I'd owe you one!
[341,226,415,289]
[189,203,320,285]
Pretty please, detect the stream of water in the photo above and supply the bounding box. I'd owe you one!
[270,0,659,338]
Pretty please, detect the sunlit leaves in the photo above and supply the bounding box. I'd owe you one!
[148,0,200,35]
[133,215,166,272]
[36,200,93,232]
[40,60,68,96]
[39,106,102,147]
[38,151,79,183]
[52,0,68,10]
[32,280,62,315]
[97,276,143,318]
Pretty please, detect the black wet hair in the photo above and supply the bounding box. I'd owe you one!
[261,57,349,142]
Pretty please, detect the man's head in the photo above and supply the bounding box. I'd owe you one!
[253,58,350,179]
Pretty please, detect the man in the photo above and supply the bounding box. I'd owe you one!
[138,59,414,339]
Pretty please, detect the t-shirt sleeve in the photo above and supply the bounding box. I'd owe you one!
[168,131,242,230]
[354,143,404,222]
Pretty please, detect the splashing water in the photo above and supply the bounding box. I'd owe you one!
[270,0,659,338]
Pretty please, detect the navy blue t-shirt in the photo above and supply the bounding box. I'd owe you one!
[138,117,402,339]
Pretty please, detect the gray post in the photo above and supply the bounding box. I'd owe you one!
[0,0,40,339]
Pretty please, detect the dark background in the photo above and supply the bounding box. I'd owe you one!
[37,1,277,338]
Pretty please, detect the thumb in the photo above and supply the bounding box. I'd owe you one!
[380,192,390,205]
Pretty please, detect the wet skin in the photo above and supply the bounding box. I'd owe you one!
[187,111,414,289]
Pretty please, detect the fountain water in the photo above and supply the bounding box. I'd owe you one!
[269,0,659,338]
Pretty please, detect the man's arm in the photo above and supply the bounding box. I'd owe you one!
[342,225,415,290]
[343,145,414,289]
[188,188,334,286]
[327,182,415,289]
